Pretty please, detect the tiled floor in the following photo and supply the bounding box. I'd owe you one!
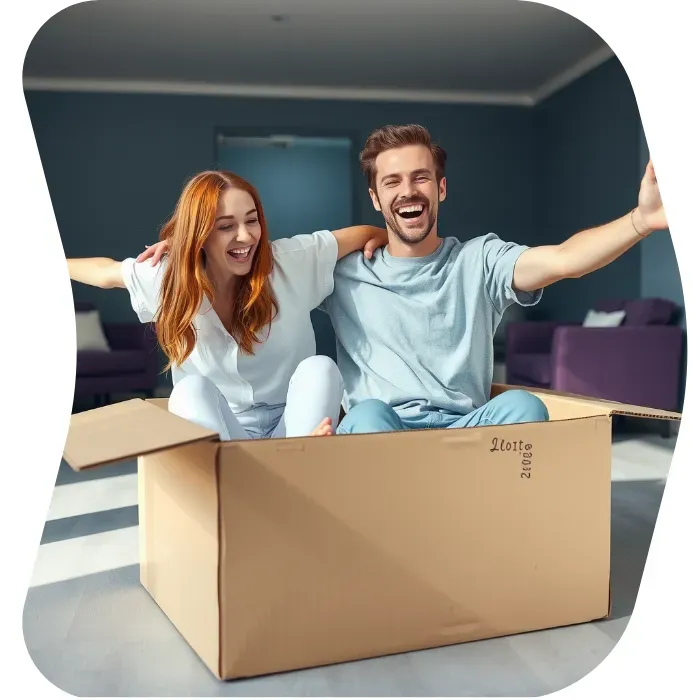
[23,427,677,696]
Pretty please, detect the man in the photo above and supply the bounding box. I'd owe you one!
[139,124,666,435]
[316,124,665,434]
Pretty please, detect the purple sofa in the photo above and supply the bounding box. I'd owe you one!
[505,298,684,416]
[74,302,160,403]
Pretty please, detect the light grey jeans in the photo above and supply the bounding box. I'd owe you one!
[168,355,344,440]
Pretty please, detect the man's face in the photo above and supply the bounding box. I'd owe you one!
[369,144,446,245]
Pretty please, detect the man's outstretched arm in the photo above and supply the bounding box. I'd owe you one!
[513,160,665,292]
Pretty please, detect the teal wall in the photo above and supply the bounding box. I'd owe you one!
[24,57,685,392]
[217,137,354,239]
[534,57,643,322]
[24,90,537,325]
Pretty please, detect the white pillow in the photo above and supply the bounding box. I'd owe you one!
[582,309,626,328]
[75,309,111,351]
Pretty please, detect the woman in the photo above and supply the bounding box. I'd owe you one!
[68,170,386,440]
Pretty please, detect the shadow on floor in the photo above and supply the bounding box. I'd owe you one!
[609,477,666,619]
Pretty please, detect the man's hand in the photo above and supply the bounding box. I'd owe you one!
[636,160,667,234]
[136,240,170,266]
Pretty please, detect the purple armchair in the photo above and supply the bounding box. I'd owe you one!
[74,302,160,402]
[505,298,684,415]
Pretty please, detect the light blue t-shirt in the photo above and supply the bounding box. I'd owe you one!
[319,233,542,418]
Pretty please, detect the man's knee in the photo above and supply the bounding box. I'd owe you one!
[493,390,549,424]
[338,399,401,434]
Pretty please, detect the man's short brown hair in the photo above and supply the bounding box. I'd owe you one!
[359,124,447,191]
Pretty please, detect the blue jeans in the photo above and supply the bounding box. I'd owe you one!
[337,390,549,434]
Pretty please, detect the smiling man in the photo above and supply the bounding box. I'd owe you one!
[319,123,666,434]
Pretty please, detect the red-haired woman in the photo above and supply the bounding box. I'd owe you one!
[67,170,386,440]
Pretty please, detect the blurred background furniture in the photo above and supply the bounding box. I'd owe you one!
[505,298,684,431]
[74,301,160,404]
[493,302,527,384]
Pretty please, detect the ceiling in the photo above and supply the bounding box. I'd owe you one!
[23,0,614,106]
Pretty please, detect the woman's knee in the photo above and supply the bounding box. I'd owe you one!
[292,355,343,389]
[169,375,218,406]
[168,375,232,439]
[295,354,340,376]
[168,375,224,422]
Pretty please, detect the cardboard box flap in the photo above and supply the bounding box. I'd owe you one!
[492,384,681,421]
[63,399,218,471]
[588,400,681,421]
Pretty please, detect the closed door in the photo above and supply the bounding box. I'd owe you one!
[216,134,354,359]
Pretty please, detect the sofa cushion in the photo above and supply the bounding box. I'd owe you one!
[593,299,626,313]
[583,309,626,327]
[75,309,111,351]
[77,350,148,377]
[507,353,551,386]
[624,298,677,326]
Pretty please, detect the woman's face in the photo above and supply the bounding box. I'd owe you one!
[203,187,262,278]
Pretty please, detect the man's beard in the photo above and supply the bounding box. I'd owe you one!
[381,195,436,245]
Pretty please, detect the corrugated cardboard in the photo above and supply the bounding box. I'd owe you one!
[62,384,681,680]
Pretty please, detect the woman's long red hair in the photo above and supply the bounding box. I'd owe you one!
[154,171,278,370]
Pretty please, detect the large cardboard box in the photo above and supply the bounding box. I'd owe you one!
[62,383,680,681]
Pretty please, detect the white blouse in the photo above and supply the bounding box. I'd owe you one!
[120,229,338,412]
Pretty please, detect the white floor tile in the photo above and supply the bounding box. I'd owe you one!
[44,474,138,521]
[29,526,139,587]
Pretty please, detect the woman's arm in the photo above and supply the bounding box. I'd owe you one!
[67,258,125,289]
[331,225,388,260]
[136,225,390,266]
